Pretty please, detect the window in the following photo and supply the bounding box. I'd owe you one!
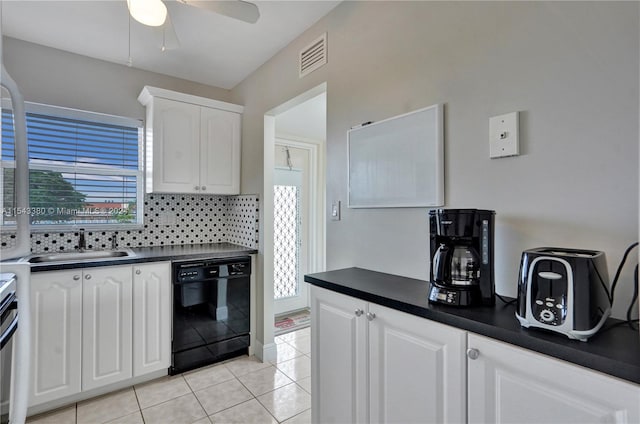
[1,102,143,228]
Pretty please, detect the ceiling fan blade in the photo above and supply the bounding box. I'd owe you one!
[156,12,180,51]
[177,0,260,24]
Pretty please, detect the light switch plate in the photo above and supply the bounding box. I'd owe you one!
[489,112,519,158]
[331,201,341,221]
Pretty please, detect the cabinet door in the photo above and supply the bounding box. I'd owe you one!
[311,286,368,424]
[468,333,640,424]
[151,97,201,193]
[82,265,133,391]
[369,304,467,424]
[133,262,171,377]
[29,270,82,406]
[200,107,241,194]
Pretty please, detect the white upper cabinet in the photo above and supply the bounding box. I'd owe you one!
[150,98,201,192]
[200,106,241,194]
[139,86,243,194]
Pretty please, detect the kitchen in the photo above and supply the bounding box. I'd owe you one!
[1,1,639,423]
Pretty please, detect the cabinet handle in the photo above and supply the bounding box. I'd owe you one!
[84,274,91,280]
[201,186,206,191]
[73,275,80,281]
[366,312,376,321]
[466,348,480,360]
[135,269,141,275]
[355,309,364,317]
[195,186,200,190]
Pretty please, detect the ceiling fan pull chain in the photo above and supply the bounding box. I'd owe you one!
[127,14,133,67]
[162,25,166,52]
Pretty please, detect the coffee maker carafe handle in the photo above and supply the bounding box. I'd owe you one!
[433,243,452,283]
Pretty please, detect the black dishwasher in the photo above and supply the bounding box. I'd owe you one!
[171,256,251,375]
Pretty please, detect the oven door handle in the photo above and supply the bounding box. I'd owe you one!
[0,301,18,350]
[0,291,16,316]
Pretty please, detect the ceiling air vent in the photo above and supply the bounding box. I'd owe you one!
[299,33,327,78]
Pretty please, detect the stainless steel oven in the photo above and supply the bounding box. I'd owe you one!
[0,274,17,424]
[170,256,251,375]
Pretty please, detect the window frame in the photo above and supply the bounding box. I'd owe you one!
[1,100,145,231]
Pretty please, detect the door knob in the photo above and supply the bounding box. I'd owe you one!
[466,348,480,360]
[73,275,80,281]
[135,269,141,275]
[355,309,364,317]
[194,186,200,190]
[366,312,376,321]
[84,274,91,280]
[201,186,206,191]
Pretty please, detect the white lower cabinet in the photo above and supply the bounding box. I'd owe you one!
[81,265,133,391]
[369,303,467,424]
[312,286,640,424]
[311,285,368,423]
[30,270,83,405]
[310,286,467,424]
[133,262,171,376]
[467,333,640,424]
[29,262,171,407]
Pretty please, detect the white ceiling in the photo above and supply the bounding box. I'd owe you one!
[0,0,340,89]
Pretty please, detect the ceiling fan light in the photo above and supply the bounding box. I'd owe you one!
[127,0,167,27]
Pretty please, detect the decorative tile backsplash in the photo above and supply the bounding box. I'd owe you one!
[0,193,259,253]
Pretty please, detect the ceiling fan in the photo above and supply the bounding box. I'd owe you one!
[127,0,260,26]
[127,0,260,50]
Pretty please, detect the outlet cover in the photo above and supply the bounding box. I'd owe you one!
[489,112,519,158]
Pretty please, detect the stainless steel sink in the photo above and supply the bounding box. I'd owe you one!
[28,248,136,264]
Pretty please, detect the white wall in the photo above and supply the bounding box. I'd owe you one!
[2,37,231,119]
[3,2,637,322]
[231,1,639,319]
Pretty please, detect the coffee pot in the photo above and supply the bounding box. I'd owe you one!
[428,209,495,306]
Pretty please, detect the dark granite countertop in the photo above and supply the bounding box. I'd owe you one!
[27,242,258,272]
[304,267,640,386]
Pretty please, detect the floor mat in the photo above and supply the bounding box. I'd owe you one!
[274,309,310,336]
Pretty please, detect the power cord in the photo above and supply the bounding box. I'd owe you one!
[601,242,639,332]
[626,264,639,331]
[609,242,638,306]
[495,292,516,305]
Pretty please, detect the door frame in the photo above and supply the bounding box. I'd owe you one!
[261,83,326,361]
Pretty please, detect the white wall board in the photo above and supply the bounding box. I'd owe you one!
[348,104,444,208]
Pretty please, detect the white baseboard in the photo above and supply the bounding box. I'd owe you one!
[254,340,278,363]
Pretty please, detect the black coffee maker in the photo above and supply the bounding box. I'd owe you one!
[428,209,495,307]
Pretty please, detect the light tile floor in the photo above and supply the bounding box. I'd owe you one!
[27,327,312,424]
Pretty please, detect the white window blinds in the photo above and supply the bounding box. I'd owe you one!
[1,104,143,227]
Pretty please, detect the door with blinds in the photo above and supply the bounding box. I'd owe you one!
[273,160,309,315]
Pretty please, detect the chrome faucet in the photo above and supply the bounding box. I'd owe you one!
[78,228,86,251]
